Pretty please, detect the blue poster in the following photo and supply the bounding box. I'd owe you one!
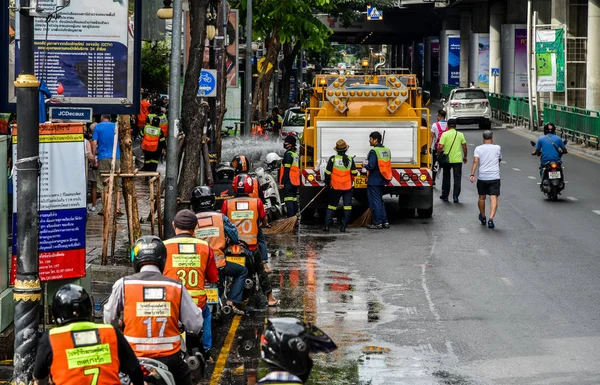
[448,36,460,86]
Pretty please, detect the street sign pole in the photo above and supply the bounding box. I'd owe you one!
[13,0,42,383]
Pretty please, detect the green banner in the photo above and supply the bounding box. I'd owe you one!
[535,28,565,92]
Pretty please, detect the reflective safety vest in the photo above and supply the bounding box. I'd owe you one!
[373,146,392,181]
[122,274,183,358]
[48,321,121,385]
[146,113,157,125]
[163,237,211,309]
[141,124,161,152]
[158,115,168,138]
[195,212,227,267]
[226,197,259,247]
[280,150,300,186]
[0,113,9,135]
[330,155,353,191]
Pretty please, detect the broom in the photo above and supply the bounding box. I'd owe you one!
[349,208,373,228]
[263,186,327,234]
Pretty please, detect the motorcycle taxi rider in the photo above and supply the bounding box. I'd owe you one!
[34,284,145,385]
[531,122,567,177]
[104,236,203,385]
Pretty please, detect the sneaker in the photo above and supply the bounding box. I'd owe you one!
[478,213,486,225]
[382,223,390,229]
[339,225,347,233]
[367,224,383,230]
[488,219,495,229]
[439,195,448,202]
[322,225,330,232]
[453,196,459,203]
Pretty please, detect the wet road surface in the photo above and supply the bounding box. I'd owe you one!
[204,124,600,385]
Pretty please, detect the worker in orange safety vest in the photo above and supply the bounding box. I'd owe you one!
[323,139,358,233]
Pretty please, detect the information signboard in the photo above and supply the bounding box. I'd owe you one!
[10,123,87,283]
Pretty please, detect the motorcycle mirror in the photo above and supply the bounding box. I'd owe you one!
[530,140,536,147]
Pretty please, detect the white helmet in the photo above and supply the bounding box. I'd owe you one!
[266,153,282,164]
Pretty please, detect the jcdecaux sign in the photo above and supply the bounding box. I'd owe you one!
[49,107,93,122]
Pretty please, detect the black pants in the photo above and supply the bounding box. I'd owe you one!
[155,352,192,385]
[282,184,298,217]
[143,150,161,172]
[432,152,439,183]
[325,189,352,227]
[251,248,272,295]
[441,163,462,198]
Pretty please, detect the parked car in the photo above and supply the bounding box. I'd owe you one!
[281,107,306,138]
[441,88,492,130]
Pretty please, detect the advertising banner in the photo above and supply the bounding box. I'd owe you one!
[8,0,137,109]
[431,39,440,78]
[478,36,490,89]
[535,28,565,92]
[448,36,460,86]
[514,29,528,94]
[11,123,87,283]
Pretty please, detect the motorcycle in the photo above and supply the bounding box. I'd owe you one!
[254,166,286,221]
[120,358,176,385]
[530,139,568,201]
[224,242,258,301]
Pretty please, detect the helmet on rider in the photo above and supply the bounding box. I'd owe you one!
[51,284,93,326]
[191,186,215,213]
[261,318,337,383]
[265,152,282,170]
[543,122,557,135]
[131,235,167,273]
[231,155,250,175]
[232,173,255,196]
[216,165,236,181]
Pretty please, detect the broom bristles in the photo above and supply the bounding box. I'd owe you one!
[263,216,298,235]
[349,208,373,227]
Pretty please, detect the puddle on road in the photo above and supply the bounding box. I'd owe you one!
[211,232,471,385]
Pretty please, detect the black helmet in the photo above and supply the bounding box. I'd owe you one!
[216,165,235,181]
[231,155,250,175]
[131,236,167,273]
[543,122,556,135]
[191,185,215,212]
[51,284,93,326]
[261,318,337,382]
[284,135,297,146]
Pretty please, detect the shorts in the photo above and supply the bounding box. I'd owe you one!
[97,158,121,193]
[477,179,501,196]
[88,167,98,183]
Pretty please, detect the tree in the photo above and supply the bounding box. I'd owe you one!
[141,40,170,93]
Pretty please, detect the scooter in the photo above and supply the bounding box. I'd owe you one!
[120,358,176,385]
[224,242,258,301]
[530,139,568,201]
[180,332,206,380]
[254,166,286,221]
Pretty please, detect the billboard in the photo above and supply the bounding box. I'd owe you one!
[2,0,142,114]
[478,36,490,89]
[514,29,528,94]
[448,36,460,86]
[535,28,565,92]
[11,123,87,283]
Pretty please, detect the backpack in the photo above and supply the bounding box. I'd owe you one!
[435,122,447,148]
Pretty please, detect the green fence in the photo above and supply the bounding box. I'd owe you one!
[440,84,458,100]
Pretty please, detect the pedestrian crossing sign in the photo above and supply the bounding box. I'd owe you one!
[367,6,383,21]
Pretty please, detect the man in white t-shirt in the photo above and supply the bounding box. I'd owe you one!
[429,110,447,184]
[469,130,502,229]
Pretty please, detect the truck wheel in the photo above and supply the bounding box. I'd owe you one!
[417,207,433,218]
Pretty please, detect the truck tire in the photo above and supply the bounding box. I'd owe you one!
[417,207,433,218]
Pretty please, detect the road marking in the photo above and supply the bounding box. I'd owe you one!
[500,277,514,287]
[566,196,578,201]
[210,315,242,385]
[468,143,475,146]
[593,210,600,215]
[421,264,441,322]
[459,227,469,234]
[512,168,521,171]
[477,249,490,256]
[528,176,536,179]
[501,160,508,164]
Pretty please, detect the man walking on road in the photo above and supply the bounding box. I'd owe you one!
[364,131,392,229]
[429,110,448,184]
[470,130,502,229]
[92,115,122,215]
[437,119,467,203]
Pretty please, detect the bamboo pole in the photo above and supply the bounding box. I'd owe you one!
[101,122,119,264]
[110,187,118,259]
[127,195,134,246]
[149,179,156,235]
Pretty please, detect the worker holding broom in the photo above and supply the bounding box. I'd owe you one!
[364,131,392,229]
[279,135,301,218]
[323,139,358,233]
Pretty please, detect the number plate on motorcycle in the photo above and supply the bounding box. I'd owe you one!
[205,288,219,305]
[226,256,246,266]
[354,176,367,188]
[548,171,561,179]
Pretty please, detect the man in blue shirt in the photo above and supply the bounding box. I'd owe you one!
[532,123,567,176]
[92,115,122,215]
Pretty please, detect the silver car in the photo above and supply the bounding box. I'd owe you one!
[281,107,306,138]
[442,88,492,130]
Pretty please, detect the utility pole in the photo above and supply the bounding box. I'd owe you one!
[13,0,42,383]
[164,0,183,238]
[244,0,253,134]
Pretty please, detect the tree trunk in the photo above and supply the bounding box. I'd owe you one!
[117,115,141,242]
[178,0,210,211]
[215,0,229,164]
[252,28,281,119]
[280,41,301,111]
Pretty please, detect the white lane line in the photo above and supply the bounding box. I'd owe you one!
[501,160,508,164]
[528,176,536,180]
[477,249,490,256]
[512,168,521,171]
[468,143,475,146]
[566,197,578,201]
[593,210,600,215]
[500,277,514,287]
[459,227,469,234]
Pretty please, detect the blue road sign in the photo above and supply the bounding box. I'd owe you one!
[198,69,217,97]
[491,68,501,76]
[49,107,93,122]
[367,6,383,21]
